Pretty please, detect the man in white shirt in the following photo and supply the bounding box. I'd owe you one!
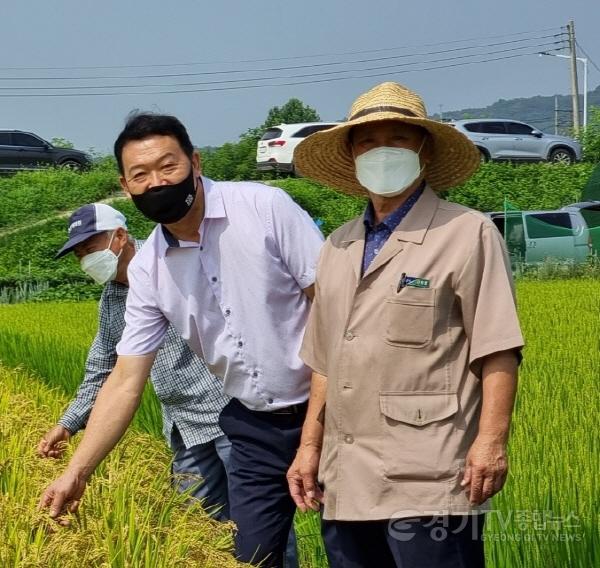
[39,113,323,568]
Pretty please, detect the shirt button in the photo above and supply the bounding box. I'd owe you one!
[344,331,355,341]
[200,245,204,251]
[211,276,217,282]
[252,371,258,377]
[344,434,354,444]
[224,309,231,316]
[237,341,243,348]
[267,398,274,404]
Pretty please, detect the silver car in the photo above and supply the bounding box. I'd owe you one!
[451,119,582,164]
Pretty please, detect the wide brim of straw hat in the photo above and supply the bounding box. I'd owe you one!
[294,84,481,195]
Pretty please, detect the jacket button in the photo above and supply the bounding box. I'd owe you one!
[344,434,354,444]
[344,331,355,341]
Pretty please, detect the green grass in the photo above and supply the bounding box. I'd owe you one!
[0,164,597,302]
[483,279,599,567]
[0,279,597,567]
[0,164,119,231]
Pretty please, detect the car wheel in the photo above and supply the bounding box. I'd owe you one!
[60,159,83,171]
[548,148,575,165]
[477,148,490,163]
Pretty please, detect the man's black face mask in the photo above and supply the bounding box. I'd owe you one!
[131,167,197,224]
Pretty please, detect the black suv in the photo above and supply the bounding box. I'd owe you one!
[0,130,92,172]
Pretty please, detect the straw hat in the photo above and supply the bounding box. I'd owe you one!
[294,82,480,195]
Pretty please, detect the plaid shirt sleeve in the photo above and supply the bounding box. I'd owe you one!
[58,288,120,434]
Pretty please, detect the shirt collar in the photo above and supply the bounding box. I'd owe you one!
[202,176,226,220]
[363,181,426,232]
[157,176,225,254]
[342,183,439,245]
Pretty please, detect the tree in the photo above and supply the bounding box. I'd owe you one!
[201,98,321,181]
[578,106,600,164]
[262,98,320,129]
[50,137,74,149]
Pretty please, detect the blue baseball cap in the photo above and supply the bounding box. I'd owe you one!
[56,203,127,259]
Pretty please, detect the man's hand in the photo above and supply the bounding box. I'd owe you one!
[38,470,88,522]
[461,434,508,505]
[287,444,323,513]
[37,425,72,459]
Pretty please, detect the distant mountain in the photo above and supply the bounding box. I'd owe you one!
[434,84,600,134]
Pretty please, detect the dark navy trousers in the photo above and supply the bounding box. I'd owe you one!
[322,514,486,568]
[218,398,306,568]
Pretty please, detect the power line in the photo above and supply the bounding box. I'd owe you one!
[0,42,561,91]
[0,26,565,71]
[0,49,563,98]
[575,41,600,74]
[0,35,565,82]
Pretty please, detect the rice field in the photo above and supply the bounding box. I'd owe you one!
[0,366,244,568]
[0,279,598,567]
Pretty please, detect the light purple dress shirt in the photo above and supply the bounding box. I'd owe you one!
[116,177,324,411]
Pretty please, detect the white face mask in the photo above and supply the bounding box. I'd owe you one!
[354,141,425,198]
[80,231,122,285]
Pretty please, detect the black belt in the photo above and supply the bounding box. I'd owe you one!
[268,401,308,415]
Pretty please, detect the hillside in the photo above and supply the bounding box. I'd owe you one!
[436,84,600,134]
[0,164,595,303]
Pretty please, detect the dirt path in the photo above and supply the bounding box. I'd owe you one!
[0,192,127,239]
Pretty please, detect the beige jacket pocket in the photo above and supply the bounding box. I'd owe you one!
[384,288,435,348]
[379,392,459,481]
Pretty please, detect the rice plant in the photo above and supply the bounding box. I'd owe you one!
[0,280,598,567]
[0,366,246,567]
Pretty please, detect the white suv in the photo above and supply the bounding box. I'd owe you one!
[256,122,340,174]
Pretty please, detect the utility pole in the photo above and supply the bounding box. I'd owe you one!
[554,96,559,135]
[567,20,580,133]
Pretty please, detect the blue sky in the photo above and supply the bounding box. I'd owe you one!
[1,1,598,154]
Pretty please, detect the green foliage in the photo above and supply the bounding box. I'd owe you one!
[202,136,264,181]
[50,137,74,149]
[270,179,365,236]
[0,215,92,285]
[446,162,594,211]
[0,165,120,230]
[515,256,600,279]
[0,162,596,302]
[275,163,594,233]
[577,105,600,163]
[0,197,156,303]
[262,98,320,128]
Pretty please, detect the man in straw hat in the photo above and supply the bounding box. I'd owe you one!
[286,82,524,567]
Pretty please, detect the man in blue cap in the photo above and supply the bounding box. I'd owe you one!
[38,202,233,519]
